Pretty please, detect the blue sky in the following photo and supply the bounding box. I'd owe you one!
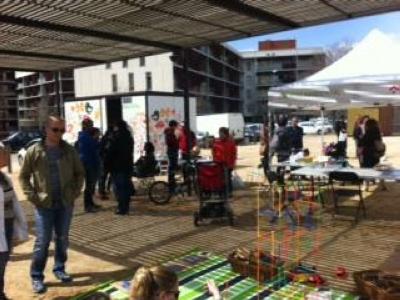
[228,11,400,51]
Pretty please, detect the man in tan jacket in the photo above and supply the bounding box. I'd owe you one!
[19,116,84,294]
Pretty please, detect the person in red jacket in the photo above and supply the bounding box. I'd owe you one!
[178,123,197,160]
[212,127,237,195]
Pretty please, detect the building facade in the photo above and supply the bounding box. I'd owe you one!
[241,40,326,122]
[74,44,242,115]
[16,71,74,130]
[0,71,18,138]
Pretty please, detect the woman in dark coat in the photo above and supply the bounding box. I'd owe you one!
[358,118,382,168]
[358,118,386,191]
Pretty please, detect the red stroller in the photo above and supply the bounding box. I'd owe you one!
[193,161,234,226]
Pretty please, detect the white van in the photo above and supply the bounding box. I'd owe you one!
[197,113,245,140]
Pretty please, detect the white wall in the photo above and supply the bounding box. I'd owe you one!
[74,52,174,98]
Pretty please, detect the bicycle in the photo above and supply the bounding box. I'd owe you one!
[148,160,196,205]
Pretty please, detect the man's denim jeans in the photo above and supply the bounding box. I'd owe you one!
[31,206,73,281]
[112,172,131,214]
[84,165,99,210]
[167,150,178,193]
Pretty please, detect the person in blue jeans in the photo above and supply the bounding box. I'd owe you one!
[77,118,101,213]
[108,120,134,215]
[19,116,84,294]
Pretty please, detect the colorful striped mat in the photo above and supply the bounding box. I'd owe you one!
[73,251,359,300]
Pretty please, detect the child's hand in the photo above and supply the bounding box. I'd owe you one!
[207,280,221,300]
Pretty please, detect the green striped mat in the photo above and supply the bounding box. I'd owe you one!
[73,251,359,300]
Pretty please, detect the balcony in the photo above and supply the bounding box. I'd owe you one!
[174,65,240,86]
[18,106,38,111]
[296,62,318,70]
[257,79,280,87]
[191,48,241,72]
[0,79,16,85]
[18,92,42,100]
[42,72,55,82]
[19,118,38,125]
[257,91,270,99]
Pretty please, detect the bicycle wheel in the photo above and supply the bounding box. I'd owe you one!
[148,181,171,205]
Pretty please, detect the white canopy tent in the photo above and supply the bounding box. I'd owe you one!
[269,29,400,110]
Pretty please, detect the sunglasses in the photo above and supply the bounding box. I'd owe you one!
[168,291,180,299]
[51,127,65,133]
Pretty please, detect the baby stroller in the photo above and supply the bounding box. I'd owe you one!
[193,161,234,226]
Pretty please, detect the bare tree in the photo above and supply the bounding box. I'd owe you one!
[325,38,354,65]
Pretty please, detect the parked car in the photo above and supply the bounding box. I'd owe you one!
[299,121,333,135]
[17,138,42,166]
[2,131,42,152]
[315,121,334,134]
[244,124,262,142]
[196,131,207,148]
[196,113,245,141]
[196,131,214,148]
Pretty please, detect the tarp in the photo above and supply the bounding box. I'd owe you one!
[269,29,400,110]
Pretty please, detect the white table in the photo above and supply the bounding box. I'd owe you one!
[292,166,400,181]
[273,161,309,169]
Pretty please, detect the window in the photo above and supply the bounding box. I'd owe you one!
[145,72,152,91]
[139,57,145,67]
[122,60,128,68]
[128,73,134,91]
[105,62,111,69]
[246,75,252,85]
[246,60,252,71]
[111,74,118,92]
[246,89,251,99]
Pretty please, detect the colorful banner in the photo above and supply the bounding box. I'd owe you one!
[146,95,196,158]
[64,99,104,144]
[347,107,379,136]
[122,96,147,162]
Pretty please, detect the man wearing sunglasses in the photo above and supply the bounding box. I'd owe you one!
[19,116,84,294]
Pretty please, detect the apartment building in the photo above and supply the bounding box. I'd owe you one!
[241,40,326,122]
[74,44,242,115]
[0,71,18,138]
[16,71,75,130]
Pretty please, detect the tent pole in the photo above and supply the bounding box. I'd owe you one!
[320,107,325,152]
[182,48,193,196]
[182,48,191,159]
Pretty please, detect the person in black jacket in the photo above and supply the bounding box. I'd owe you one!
[133,142,157,177]
[287,117,303,154]
[109,120,134,215]
[358,118,386,191]
[270,115,291,163]
[98,127,113,199]
[358,118,382,168]
[269,115,291,183]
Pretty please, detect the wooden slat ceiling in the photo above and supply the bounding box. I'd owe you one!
[0,0,399,71]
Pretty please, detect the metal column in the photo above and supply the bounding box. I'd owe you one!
[182,48,191,154]
[55,71,61,116]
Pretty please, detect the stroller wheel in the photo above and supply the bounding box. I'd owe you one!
[194,212,200,227]
[228,211,234,226]
[149,181,171,205]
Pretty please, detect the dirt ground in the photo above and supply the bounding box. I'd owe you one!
[4,134,400,299]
